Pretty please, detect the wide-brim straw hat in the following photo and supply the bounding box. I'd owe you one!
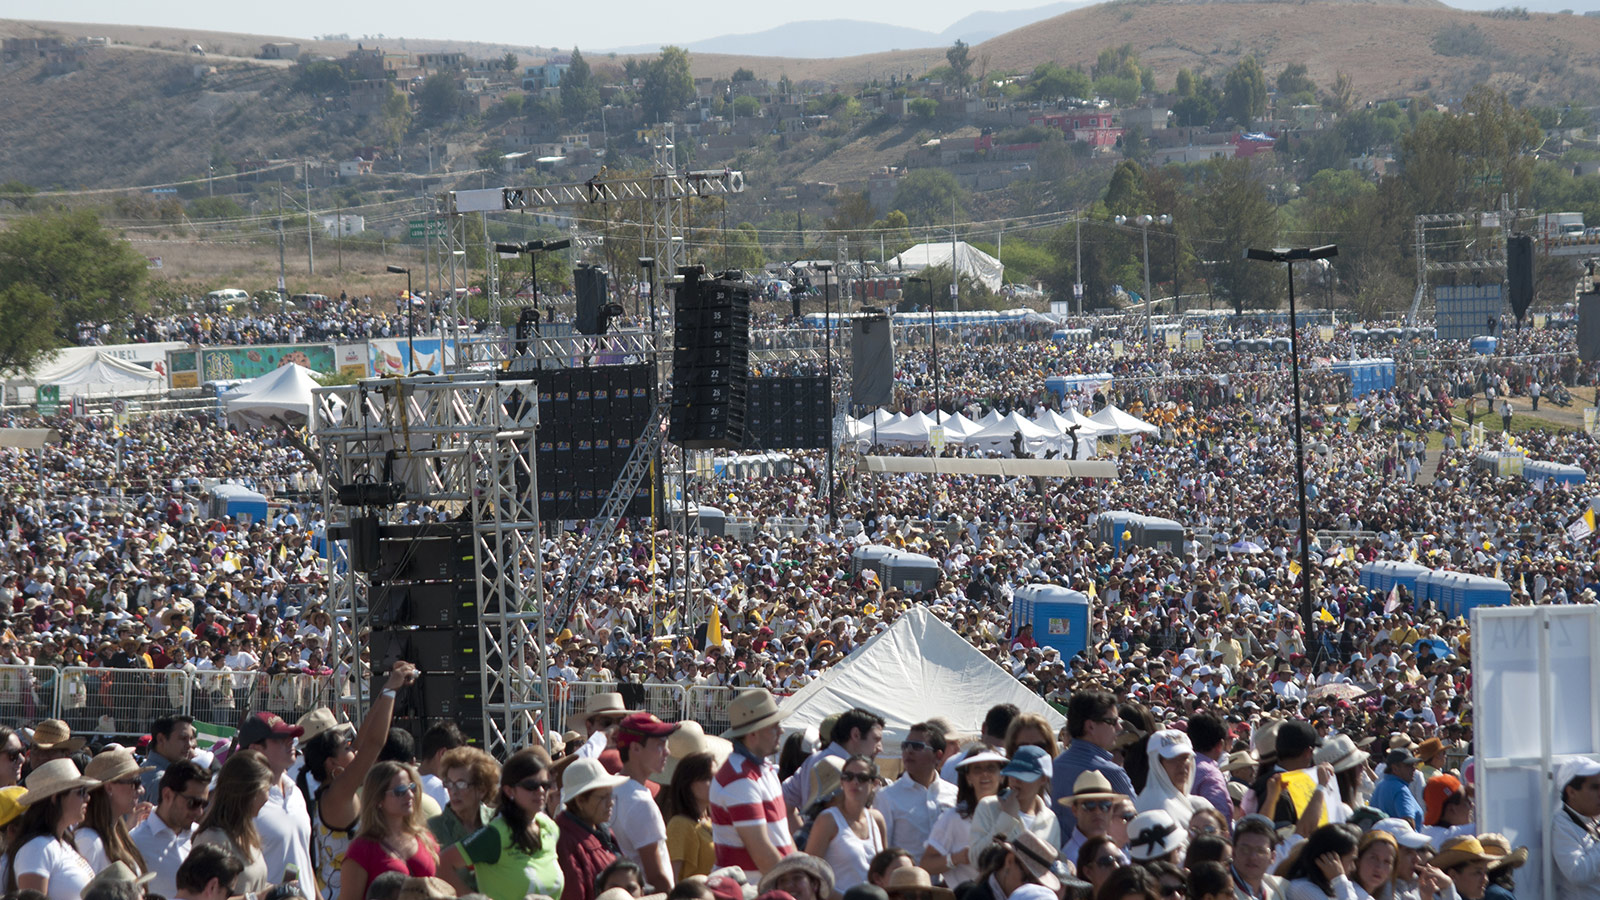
[1476,833,1529,871]
[758,852,835,900]
[29,719,86,752]
[297,708,354,744]
[722,688,791,739]
[559,756,629,806]
[1057,769,1124,806]
[653,720,733,786]
[19,758,100,806]
[884,866,954,900]
[582,691,636,720]
[1433,836,1498,870]
[83,747,155,784]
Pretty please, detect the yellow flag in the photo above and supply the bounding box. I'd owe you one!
[1343,548,1356,562]
[707,605,723,646]
[1318,608,1334,624]
[1280,769,1328,826]
[1587,509,1596,533]
[1289,560,1302,576]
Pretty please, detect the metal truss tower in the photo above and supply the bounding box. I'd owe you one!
[316,374,546,756]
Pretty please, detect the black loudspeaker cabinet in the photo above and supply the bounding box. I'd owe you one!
[370,628,479,675]
[507,364,656,521]
[368,581,476,628]
[371,524,472,582]
[742,375,829,450]
[671,272,752,450]
[391,715,485,748]
[1507,233,1535,322]
[574,265,609,335]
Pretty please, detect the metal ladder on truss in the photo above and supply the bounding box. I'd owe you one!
[554,395,670,629]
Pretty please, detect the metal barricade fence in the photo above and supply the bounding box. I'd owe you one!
[0,665,58,725]
[549,681,688,735]
[239,671,347,726]
[685,685,737,735]
[58,666,190,738]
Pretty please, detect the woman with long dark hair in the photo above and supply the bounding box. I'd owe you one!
[78,747,151,873]
[1281,824,1361,900]
[194,749,276,895]
[437,748,562,900]
[922,750,1005,887]
[804,754,888,894]
[337,761,438,900]
[0,759,98,900]
[657,750,717,881]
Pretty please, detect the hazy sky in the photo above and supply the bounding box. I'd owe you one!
[7,0,1044,48]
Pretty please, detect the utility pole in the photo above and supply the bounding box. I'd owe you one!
[276,191,287,313]
[304,159,315,277]
[950,198,959,313]
[1075,214,1083,317]
[336,203,343,273]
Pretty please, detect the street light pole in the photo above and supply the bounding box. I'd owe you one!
[1247,244,1338,640]
[1115,213,1171,341]
[908,276,938,416]
[386,265,413,370]
[817,261,836,524]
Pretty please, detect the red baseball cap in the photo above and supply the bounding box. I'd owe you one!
[615,712,679,746]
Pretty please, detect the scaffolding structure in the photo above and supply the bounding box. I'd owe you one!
[316,374,546,756]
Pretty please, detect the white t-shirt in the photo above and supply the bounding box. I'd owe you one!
[75,826,108,872]
[422,772,449,812]
[610,777,668,865]
[256,774,316,898]
[6,835,95,900]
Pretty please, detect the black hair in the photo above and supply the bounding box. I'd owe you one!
[594,859,643,896]
[295,727,350,801]
[150,714,195,741]
[378,726,417,764]
[367,872,409,900]
[1097,864,1160,900]
[983,703,1021,741]
[778,730,811,782]
[1284,824,1360,897]
[1186,835,1231,866]
[1187,714,1228,756]
[1068,691,1117,740]
[868,847,914,883]
[1187,861,1231,900]
[174,843,247,895]
[909,720,948,753]
[421,721,466,761]
[834,708,886,748]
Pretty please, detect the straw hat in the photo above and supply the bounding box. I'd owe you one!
[28,719,86,753]
[1221,750,1259,774]
[1315,734,1370,774]
[653,720,734,786]
[19,758,100,806]
[79,861,154,899]
[1005,830,1063,892]
[296,708,354,744]
[1476,833,1529,871]
[559,757,628,806]
[1433,836,1497,870]
[884,866,954,900]
[722,688,790,739]
[758,852,835,900]
[83,747,155,784]
[1057,770,1124,806]
[582,692,635,720]
[395,877,455,900]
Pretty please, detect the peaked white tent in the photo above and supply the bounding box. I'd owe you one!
[1089,404,1160,436]
[888,241,1006,292]
[1062,407,1117,437]
[778,606,1065,752]
[975,410,1003,428]
[968,411,1060,451]
[36,351,165,398]
[931,410,983,442]
[874,411,938,445]
[223,364,328,428]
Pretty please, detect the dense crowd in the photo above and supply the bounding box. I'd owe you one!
[3,316,1600,900]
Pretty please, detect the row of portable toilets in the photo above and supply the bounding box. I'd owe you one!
[1357,559,1511,620]
[1096,511,1185,555]
[1215,338,1292,353]
[1350,327,1436,341]
[850,544,944,594]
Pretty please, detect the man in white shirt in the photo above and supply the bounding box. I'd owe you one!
[609,712,680,891]
[130,760,209,900]
[1553,756,1600,900]
[235,712,315,899]
[874,722,957,856]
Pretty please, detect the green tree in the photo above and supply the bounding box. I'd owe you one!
[1093,75,1141,107]
[946,40,973,90]
[291,60,349,96]
[0,282,56,374]
[0,210,149,359]
[188,196,245,220]
[561,48,600,121]
[1325,71,1355,115]
[731,67,756,82]
[1223,57,1268,125]
[1399,86,1537,215]
[733,95,760,118]
[1172,94,1217,128]
[1027,63,1092,103]
[1276,63,1317,103]
[907,97,938,119]
[416,73,462,124]
[1104,160,1146,216]
[1175,68,1195,98]
[641,46,694,122]
[723,223,766,271]
[1196,159,1280,313]
[892,169,967,226]
[378,86,412,151]
[502,52,519,72]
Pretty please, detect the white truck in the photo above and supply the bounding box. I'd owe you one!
[1537,212,1586,240]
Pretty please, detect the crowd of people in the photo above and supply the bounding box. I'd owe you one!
[3,313,1600,900]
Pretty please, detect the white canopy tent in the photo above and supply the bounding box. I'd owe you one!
[967,411,1061,451]
[1089,404,1160,436]
[931,410,984,442]
[33,351,165,399]
[777,606,1065,752]
[223,364,331,428]
[887,242,1006,292]
[873,411,938,445]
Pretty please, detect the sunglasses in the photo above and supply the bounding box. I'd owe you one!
[445,780,477,793]
[388,783,417,797]
[901,740,929,753]
[518,779,552,792]
[1077,800,1115,812]
[1095,716,1121,726]
[179,794,208,810]
[841,772,875,783]
[1093,856,1118,869]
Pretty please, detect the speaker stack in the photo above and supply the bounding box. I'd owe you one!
[742,376,830,449]
[527,364,655,522]
[365,522,485,745]
[670,269,752,450]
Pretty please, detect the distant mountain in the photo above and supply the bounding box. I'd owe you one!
[606,1,1087,59]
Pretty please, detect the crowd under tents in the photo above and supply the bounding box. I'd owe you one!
[846,403,1157,456]
[222,363,334,428]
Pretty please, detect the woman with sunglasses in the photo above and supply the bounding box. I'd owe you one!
[427,746,501,890]
[805,754,888,894]
[1076,835,1123,895]
[78,747,152,873]
[337,761,438,900]
[924,750,1006,888]
[439,748,563,900]
[1,758,99,900]
[298,663,415,900]
[193,749,276,897]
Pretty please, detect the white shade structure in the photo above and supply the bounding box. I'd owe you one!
[223,364,335,428]
[1088,404,1160,436]
[967,411,1061,451]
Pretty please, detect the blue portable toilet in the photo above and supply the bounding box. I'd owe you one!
[1359,560,1431,594]
[207,484,269,525]
[1523,459,1586,485]
[1012,584,1092,663]
[1457,573,1512,618]
[1097,511,1142,550]
[1470,336,1498,355]
[882,550,942,593]
[851,544,899,578]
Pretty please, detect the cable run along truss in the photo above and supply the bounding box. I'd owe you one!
[315,375,547,757]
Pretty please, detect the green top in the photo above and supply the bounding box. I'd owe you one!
[429,803,495,890]
[456,814,563,900]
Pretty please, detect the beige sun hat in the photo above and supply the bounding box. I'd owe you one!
[651,720,733,786]
[559,756,629,806]
[28,719,86,753]
[19,758,100,807]
[722,688,791,739]
[83,747,155,784]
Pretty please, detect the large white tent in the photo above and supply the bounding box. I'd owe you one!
[777,606,1064,751]
[888,242,1006,292]
[1089,404,1160,436]
[32,351,165,398]
[967,411,1061,451]
[223,364,327,428]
